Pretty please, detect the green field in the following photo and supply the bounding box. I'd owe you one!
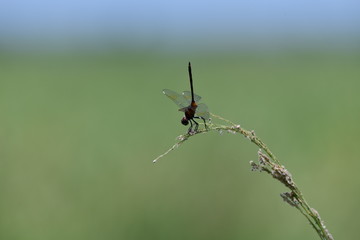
[0,50,359,239]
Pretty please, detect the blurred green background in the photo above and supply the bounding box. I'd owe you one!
[1,1,360,240]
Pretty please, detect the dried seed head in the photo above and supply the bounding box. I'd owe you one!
[272,166,295,189]
[250,161,260,171]
[177,135,186,141]
[227,130,236,134]
[257,149,270,165]
[311,208,334,240]
[280,192,299,207]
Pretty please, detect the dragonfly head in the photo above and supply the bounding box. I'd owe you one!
[181,117,189,126]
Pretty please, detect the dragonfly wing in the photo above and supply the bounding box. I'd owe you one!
[182,91,202,102]
[178,106,187,112]
[195,103,210,120]
[163,89,190,108]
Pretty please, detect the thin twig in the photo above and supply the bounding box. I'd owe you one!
[153,113,333,240]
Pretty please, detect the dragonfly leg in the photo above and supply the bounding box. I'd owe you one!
[192,118,199,132]
[201,117,208,130]
[194,117,208,130]
[188,119,193,133]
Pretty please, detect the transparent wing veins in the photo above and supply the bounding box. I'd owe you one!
[195,103,210,120]
[163,89,190,108]
[182,91,202,102]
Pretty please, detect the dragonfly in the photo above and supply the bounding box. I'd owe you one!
[163,62,210,133]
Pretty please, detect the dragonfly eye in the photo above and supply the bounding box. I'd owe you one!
[181,117,189,126]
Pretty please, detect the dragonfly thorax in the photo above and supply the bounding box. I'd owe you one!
[184,104,197,119]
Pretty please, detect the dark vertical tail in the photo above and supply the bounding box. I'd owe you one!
[188,62,195,103]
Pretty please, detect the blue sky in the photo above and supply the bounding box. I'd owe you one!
[1,0,359,50]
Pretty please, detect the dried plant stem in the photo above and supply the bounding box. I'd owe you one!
[153,113,333,240]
